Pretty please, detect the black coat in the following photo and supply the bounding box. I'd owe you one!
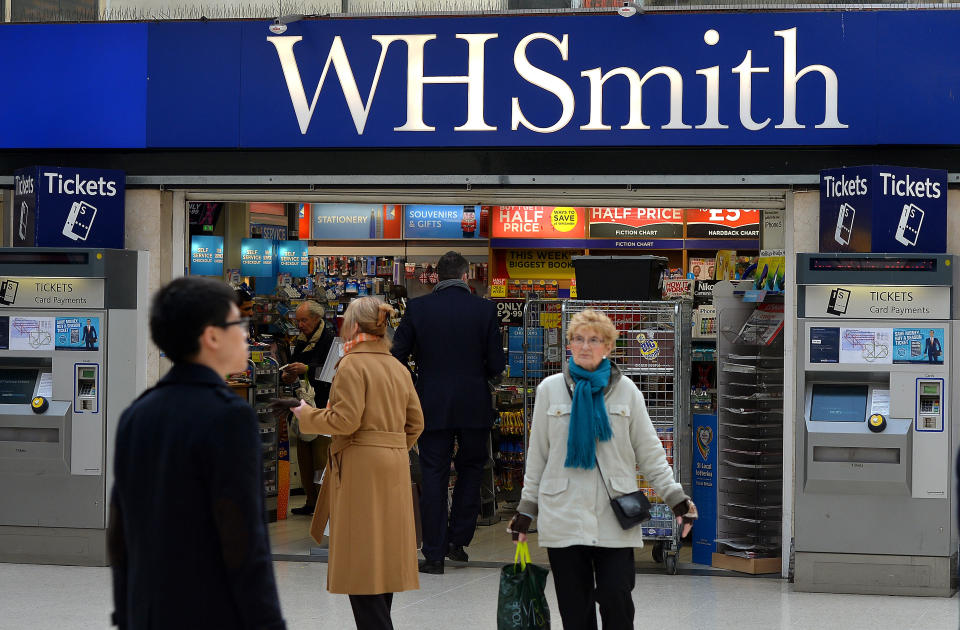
[392,286,506,431]
[290,320,336,406]
[108,363,284,630]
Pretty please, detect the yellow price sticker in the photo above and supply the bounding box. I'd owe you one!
[540,312,561,329]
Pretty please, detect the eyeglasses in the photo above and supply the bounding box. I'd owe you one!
[217,318,249,329]
[570,335,605,348]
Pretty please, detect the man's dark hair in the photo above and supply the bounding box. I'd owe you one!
[150,277,239,363]
[437,251,469,281]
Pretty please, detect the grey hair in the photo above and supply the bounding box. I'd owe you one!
[299,300,325,319]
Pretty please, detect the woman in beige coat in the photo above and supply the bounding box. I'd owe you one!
[292,296,424,630]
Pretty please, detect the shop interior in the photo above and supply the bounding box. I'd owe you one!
[185,199,786,574]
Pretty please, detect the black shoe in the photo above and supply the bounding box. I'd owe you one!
[446,545,469,563]
[291,504,315,516]
[418,559,444,575]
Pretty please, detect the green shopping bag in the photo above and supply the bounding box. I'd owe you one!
[497,541,551,630]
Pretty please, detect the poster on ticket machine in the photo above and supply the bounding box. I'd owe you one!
[492,206,586,239]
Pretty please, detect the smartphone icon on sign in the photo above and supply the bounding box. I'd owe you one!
[62,201,97,241]
[895,203,924,247]
[834,203,855,246]
[18,201,28,241]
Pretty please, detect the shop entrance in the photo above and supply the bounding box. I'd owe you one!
[178,188,789,575]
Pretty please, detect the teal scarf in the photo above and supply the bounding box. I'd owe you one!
[565,357,612,469]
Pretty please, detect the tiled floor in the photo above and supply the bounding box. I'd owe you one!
[2,560,956,629]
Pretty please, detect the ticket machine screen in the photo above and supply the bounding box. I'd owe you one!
[0,368,38,404]
[810,384,869,422]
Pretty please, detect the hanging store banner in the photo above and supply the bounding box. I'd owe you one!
[251,223,288,240]
[240,238,275,277]
[818,165,947,254]
[504,249,576,279]
[588,207,684,238]
[685,209,760,239]
[13,166,125,249]
[404,204,485,239]
[493,206,586,239]
[311,203,402,240]
[190,235,225,276]
[276,240,309,276]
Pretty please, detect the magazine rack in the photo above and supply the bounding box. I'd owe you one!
[712,281,784,574]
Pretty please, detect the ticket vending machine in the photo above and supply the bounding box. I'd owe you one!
[795,253,958,596]
[0,248,148,566]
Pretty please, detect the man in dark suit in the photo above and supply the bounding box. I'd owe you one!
[925,329,942,363]
[393,251,506,574]
[82,318,97,349]
[108,277,285,630]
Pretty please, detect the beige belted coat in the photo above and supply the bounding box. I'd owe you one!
[298,337,424,595]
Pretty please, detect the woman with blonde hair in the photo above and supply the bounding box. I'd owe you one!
[507,308,697,630]
[292,296,424,630]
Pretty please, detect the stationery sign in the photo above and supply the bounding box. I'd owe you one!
[685,209,760,239]
[819,165,947,253]
[190,235,224,276]
[404,204,484,239]
[240,238,274,277]
[311,203,402,240]
[588,207,684,238]
[13,166,125,248]
[276,240,309,276]
[492,206,586,239]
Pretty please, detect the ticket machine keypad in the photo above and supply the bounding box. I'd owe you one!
[916,379,944,432]
[74,364,99,413]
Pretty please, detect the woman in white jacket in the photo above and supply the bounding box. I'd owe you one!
[508,308,697,630]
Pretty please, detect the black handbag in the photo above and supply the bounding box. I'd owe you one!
[596,459,652,530]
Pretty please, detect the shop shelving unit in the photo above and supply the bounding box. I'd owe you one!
[249,353,280,522]
[713,281,784,574]
[522,298,691,574]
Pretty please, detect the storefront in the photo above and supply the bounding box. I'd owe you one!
[4,8,960,576]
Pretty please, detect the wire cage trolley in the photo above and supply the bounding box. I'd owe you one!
[521,298,691,574]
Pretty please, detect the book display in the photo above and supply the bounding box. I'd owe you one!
[713,281,784,574]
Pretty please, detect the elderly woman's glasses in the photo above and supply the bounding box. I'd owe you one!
[570,335,604,347]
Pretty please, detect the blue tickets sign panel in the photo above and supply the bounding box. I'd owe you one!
[240,238,275,277]
[276,240,309,277]
[190,235,224,276]
[691,413,718,566]
[404,205,483,239]
[13,166,126,249]
[55,316,100,351]
[819,165,947,253]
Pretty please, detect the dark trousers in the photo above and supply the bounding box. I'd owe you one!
[348,593,394,630]
[296,435,330,506]
[547,546,636,630]
[417,428,489,562]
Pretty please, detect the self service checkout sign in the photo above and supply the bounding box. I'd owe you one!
[12,166,125,249]
[819,165,946,253]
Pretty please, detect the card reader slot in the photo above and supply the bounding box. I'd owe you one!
[812,446,900,464]
[0,427,58,443]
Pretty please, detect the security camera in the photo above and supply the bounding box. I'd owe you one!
[618,2,638,17]
[269,19,288,34]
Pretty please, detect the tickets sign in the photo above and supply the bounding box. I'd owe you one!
[492,206,586,239]
[588,207,684,238]
[685,209,760,239]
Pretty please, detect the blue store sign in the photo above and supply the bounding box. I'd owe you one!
[404,205,481,239]
[240,238,275,277]
[312,203,382,240]
[13,166,125,249]
[7,12,960,148]
[276,240,309,276]
[190,235,224,276]
[819,165,947,253]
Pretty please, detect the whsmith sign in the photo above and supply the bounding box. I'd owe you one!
[6,12,960,148]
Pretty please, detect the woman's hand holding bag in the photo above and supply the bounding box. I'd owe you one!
[507,513,532,543]
[672,499,698,537]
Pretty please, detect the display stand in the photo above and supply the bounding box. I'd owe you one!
[712,281,783,574]
[249,352,280,523]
